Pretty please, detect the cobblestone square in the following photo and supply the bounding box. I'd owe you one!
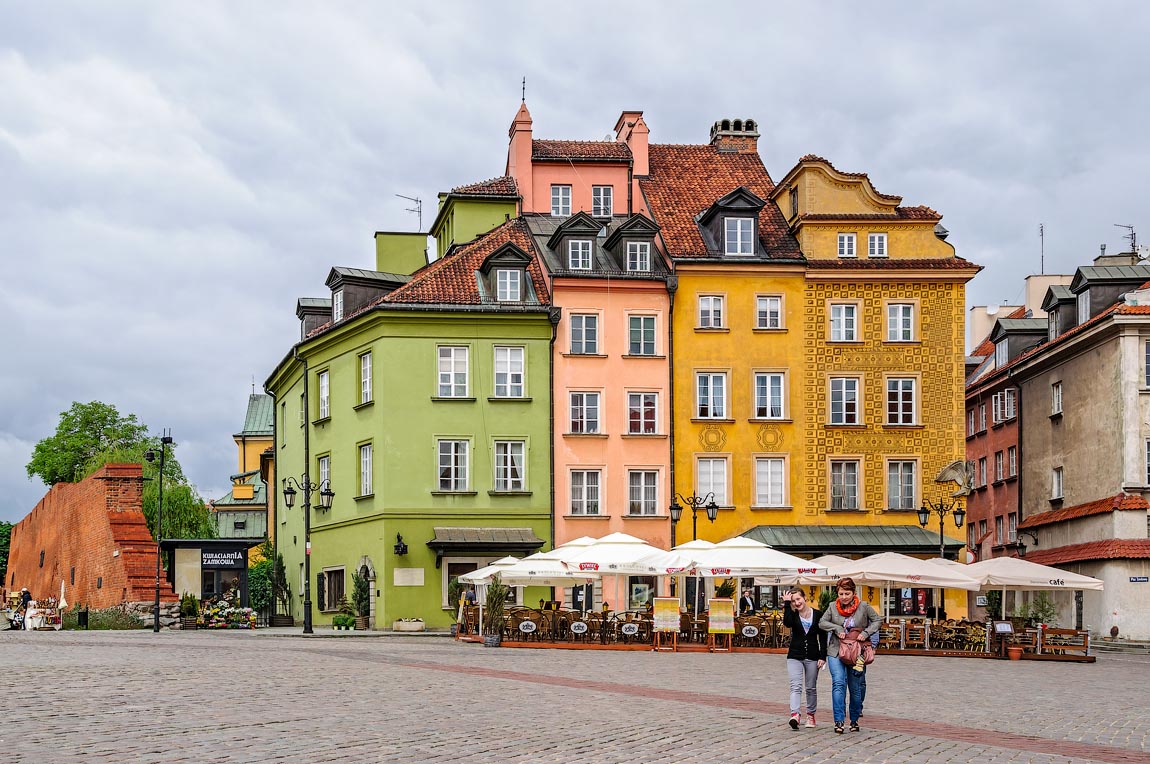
[3,631,1146,763]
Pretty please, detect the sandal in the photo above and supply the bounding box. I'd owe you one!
[834,723,844,735]
[849,721,860,733]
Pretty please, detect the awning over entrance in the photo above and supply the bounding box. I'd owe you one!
[427,527,546,568]
[742,525,963,557]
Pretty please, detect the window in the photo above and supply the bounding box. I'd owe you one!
[830,460,860,510]
[697,457,728,506]
[995,340,1008,368]
[1076,291,1090,324]
[977,457,987,488]
[979,404,987,432]
[789,187,798,218]
[332,290,343,321]
[570,470,601,515]
[1147,440,1150,485]
[494,441,526,491]
[1008,512,1017,543]
[592,186,613,217]
[318,568,344,612]
[756,296,782,329]
[437,346,469,397]
[1048,311,1057,342]
[1051,381,1063,415]
[887,303,913,341]
[626,241,651,272]
[995,516,1004,545]
[755,457,786,507]
[628,315,656,355]
[829,377,860,425]
[696,373,727,418]
[569,392,600,434]
[887,461,915,510]
[299,393,305,426]
[568,240,592,270]
[992,389,1017,423]
[551,184,571,216]
[724,217,753,255]
[868,233,887,258]
[628,392,657,434]
[978,520,987,543]
[359,443,372,496]
[317,455,330,491]
[885,378,916,425]
[837,233,856,258]
[829,303,857,341]
[496,269,521,301]
[359,352,372,404]
[1051,467,1063,500]
[317,371,330,419]
[1145,342,1150,386]
[628,470,658,515]
[570,314,599,354]
[754,373,785,419]
[280,402,286,445]
[438,440,468,491]
[698,295,724,328]
[494,346,525,398]
[994,451,1004,482]
[967,410,975,437]
[1008,446,1017,477]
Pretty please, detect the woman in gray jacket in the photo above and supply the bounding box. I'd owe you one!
[819,577,880,734]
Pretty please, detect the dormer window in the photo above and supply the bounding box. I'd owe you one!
[568,240,592,270]
[1047,311,1057,341]
[837,233,856,258]
[868,233,887,257]
[627,242,651,272]
[496,269,521,301]
[592,186,613,217]
[724,218,753,255]
[789,187,798,218]
[994,339,1008,368]
[1076,291,1090,324]
[332,290,344,321]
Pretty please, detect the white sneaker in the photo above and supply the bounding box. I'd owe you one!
[805,713,816,728]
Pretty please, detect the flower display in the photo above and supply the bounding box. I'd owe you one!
[199,595,257,629]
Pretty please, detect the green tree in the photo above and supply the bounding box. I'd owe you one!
[0,521,12,583]
[26,401,148,485]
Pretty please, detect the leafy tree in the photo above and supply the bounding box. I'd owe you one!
[26,401,148,485]
[0,521,11,582]
[249,558,274,613]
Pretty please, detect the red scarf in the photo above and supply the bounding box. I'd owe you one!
[835,595,860,618]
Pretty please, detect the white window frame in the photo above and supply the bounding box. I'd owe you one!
[1008,446,1018,477]
[979,404,987,432]
[995,516,1004,545]
[698,295,724,328]
[1048,311,1057,342]
[885,377,916,425]
[1145,341,1150,386]
[697,457,728,506]
[494,441,526,492]
[570,470,601,515]
[332,290,343,321]
[437,346,469,398]
[437,440,469,491]
[830,460,860,511]
[886,460,916,511]
[724,217,753,256]
[628,315,656,355]
[696,373,728,419]
[1051,466,1063,500]
[830,303,858,342]
[317,370,330,419]
[829,376,860,425]
[1076,291,1090,324]
[995,340,1009,368]
[359,352,372,405]
[754,457,786,508]
[569,392,601,434]
[837,233,857,258]
[886,303,913,342]
[496,269,521,301]
[626,241,651,272]
[868,232,887,258]
[967,410,975,437]
[494,346,525,398]
[627,392,658,435]
[592,185,613,217]
[994,451,1004,482]
[317,455,330,492]
[551,184,571,216]
[568,240,592,270]
[754,372,785,419]
[978,457,987,488]
[1008,512,1017,543]
[627,470,659,516]
[570,314,599,354]
[1051,381,1063,415]
[756,295,783,329]
[359,443,373,496]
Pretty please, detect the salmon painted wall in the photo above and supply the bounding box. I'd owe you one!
[526,164,632,217]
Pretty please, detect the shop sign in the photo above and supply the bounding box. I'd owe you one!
[1130,576,1149,583]
[708,598,735,634]
[201,549,246,568]
[653,598,679,632]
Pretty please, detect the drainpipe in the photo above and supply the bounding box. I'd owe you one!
[548,306,561,604]
[666,274,678,551]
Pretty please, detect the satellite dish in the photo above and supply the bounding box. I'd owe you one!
[985,305,998,316]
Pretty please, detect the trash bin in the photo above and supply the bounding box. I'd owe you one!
[77,608,89,629]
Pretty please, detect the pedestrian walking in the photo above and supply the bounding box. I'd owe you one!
[782,587,827,729]
[819,578,880,734]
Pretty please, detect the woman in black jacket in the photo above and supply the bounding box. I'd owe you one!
[781,587,827,729]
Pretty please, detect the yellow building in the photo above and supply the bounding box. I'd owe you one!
[212,394,275,549]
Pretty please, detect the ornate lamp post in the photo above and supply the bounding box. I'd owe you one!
[669,492,719,544]
[282,476,334,634]
[918,492,966,559]
[144,431,173,634]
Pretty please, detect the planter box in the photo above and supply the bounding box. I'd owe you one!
[355,616,370,631]
[270,614,295,628]
[333,624,352,631]
[393,620,425,632]
[181,617,198,630]
[483,633,502,648]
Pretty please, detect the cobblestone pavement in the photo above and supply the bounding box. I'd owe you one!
[2,631,1147,764]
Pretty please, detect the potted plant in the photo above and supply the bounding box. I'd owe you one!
[179,593,199,630]
[393,617,426,632]
[447,576,465,637]
[483,575,508,647]
[713,579,737,600]
[352,571,371,631]
[332,614,354,631]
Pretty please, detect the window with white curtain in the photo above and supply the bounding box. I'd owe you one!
[570,470,601,515]
[628,470,658,515]
[494,346,525,398]
[696,373,727,418]
[359,352,372,404]
[754,457,786,507]
[359,443,372,496]
[697,458,727,506]
[495,441,526,491]
[438,440,468,491]
[437,346,468,397]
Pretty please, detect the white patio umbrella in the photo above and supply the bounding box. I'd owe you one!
[672,540,716,610]
[534,536,599,560]
[964,557,1104,591]
[457,556,520,584]
[563,533,695,610]
[692,537,824,577]
[833,552,980,590]
[495,553,600,588]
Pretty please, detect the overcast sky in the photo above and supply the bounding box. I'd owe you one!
[2,3,1148,523]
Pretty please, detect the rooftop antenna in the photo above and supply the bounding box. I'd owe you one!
[521,76,526,102]
[251,375,256,395]
[1038,223,1045,274]
[1114,223,1136,254]
[396,194,422,231]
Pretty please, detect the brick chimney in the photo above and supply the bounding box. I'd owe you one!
[614,111,649,176]
[505,101,534,212]
[709,118,759,154]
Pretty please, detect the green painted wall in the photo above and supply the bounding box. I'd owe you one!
[374,232,428,276]
[431,196,518,261]
[267,307,554,629]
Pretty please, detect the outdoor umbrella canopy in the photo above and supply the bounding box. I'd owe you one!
[457,556,521,584]
[691,537,824,577]
[534,536,598,560]
[963,557,1104,591]
[495,553,599,588]
[831,552,981,591]
[563,532,690,574]
[754,554,853,586]
[672,540,717,552]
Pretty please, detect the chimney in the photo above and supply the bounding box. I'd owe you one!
[505,102,534,213]
[614,111,649,176]
[709,118,759,154]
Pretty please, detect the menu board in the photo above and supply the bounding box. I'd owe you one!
[653,598,679,632]
[708,598,735,634]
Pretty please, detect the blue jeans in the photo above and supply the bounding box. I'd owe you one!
[827,655,864,724]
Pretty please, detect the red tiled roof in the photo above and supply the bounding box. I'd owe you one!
[805,257,981,271]
[381,218,550,306]
[532,140,630,162]
[451,175,518,196]
[800,206,941,221]
[795,155,901,201]
[1019,493,1150,529]
[641,143,800,259]
[1117,304,1150,314]
[1024,539,1150,566]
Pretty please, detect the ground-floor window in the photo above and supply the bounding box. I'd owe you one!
[442,557,519,608]
[317,567,345,612]
[627,576,656,610]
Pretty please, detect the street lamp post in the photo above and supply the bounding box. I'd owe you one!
[282,475,334,634]
[145,431,173,634]
[669,492,719,542]
[917,492,966,559]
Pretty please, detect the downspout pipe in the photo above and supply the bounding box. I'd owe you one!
[666,274,678,551]
[548,307,561,563]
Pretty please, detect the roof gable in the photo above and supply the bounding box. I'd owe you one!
[546,210,603,250]
[602,213,660,251]
[478,241,532,276]
[696,186,766,227]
